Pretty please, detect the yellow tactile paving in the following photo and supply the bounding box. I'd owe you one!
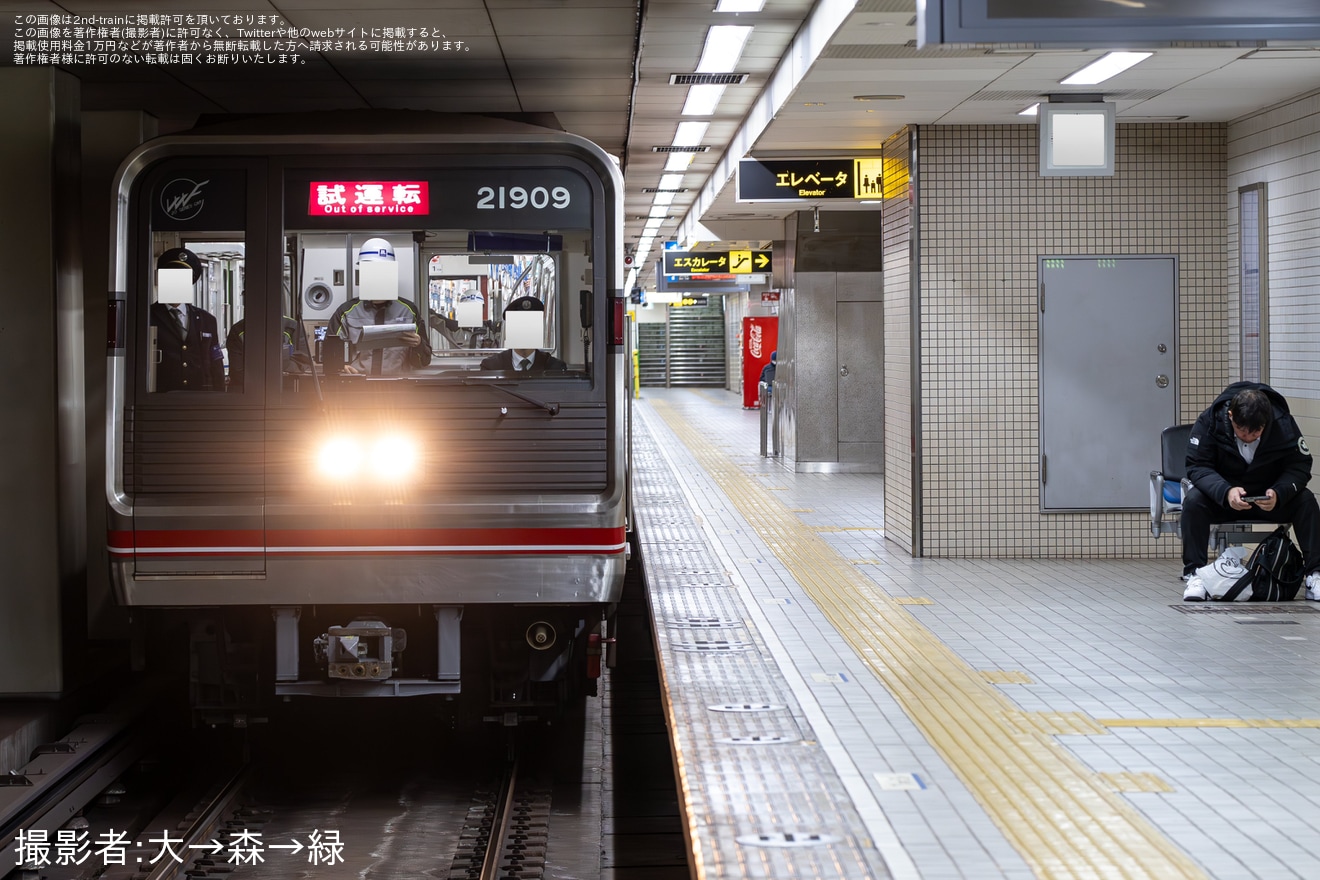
[980,670,1034,684]
[651,400,1208,880]
[1099,773,1175,793]
[1098,718,1320,729]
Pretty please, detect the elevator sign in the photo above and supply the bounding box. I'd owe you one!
[736,158,887,201]
[308,180,431,216]
[663,250,771,275]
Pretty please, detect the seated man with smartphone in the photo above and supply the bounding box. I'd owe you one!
[1181,382,1320,600]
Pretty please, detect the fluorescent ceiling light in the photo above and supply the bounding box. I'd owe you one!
[1060,51,1152,85]
[665,153,695,172]
[673,121,709,146]
[659,174,684,190]
[644,219,663,231]
[652,190,676,206]
[1019,103,1040,116]
[716,0,765,11]
[649,206,669,218]
[682,84,726,116]
[697,25,753,74]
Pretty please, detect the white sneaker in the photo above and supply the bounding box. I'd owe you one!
[1183,575,1207,602]
[1306,572,1320,602]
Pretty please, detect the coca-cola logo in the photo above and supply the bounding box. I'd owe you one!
[160,177,210,221]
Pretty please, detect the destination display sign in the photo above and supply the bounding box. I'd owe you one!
[736,158,887,202]
[662,249,772,275]
[286,166,594,230]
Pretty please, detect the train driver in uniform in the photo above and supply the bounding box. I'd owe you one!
[480,296,567,374]
[149,247,226,392]
[329,237,432,375]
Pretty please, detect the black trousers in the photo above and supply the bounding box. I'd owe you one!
[1181,486,1320,576]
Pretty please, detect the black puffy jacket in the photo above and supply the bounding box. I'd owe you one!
[1186,381,1313,506]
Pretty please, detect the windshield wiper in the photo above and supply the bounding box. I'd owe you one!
[462,376,560,415]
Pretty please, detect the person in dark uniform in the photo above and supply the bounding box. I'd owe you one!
[479,296,567,373]
[224,314,312,391]
[1181,381,1320,601]
[149,247,226,392]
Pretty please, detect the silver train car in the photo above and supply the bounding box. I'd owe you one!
[105,113,629,722]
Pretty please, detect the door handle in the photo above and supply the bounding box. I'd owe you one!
[839,364,849,378]
[1156,375,1169,388]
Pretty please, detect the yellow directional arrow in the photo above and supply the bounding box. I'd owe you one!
[754,252,770,269]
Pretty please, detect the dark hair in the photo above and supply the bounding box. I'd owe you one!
[1229,389,1273,433]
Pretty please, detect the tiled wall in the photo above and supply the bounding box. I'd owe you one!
[1227,89,1320,442]
[915,123,1227,558]
[882,128,915,554]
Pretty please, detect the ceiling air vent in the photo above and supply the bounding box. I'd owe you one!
[652,145,710,153]
[669,73,748,85]
[643,187,688,193]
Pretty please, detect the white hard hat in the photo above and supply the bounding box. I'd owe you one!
[358,237,395,262]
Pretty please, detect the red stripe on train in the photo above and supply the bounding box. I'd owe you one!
[108,527,627,555]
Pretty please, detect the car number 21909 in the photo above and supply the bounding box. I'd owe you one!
[476,185,571,210]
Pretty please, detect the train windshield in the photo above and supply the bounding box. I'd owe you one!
[138,157,607,398]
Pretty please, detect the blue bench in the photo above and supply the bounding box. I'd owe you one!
[1150,423,1263,550]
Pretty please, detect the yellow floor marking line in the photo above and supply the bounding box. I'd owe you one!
[1021,712,1109,737]
[1100,773,1174,793]
[981,670,1034,684]
[650,400,1206,880]
[893,597,933,606]
[1098,718,1320,729]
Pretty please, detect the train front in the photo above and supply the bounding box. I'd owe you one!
[105,117,629,723]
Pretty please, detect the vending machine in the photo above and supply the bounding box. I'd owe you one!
[741,315,778,408]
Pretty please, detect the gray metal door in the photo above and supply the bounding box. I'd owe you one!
[838,301,884,462]
[1040,256,1177,510]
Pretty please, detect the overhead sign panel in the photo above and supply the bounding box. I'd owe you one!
[737,158,888,202]
[663,249,772,275]
[919,0,1320,46]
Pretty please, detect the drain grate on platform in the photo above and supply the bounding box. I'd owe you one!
[709,703,785,713]
[672,640,754,652]
[736,832,841,848]
[668,617,741,629]
[1172,604,1320,614]
[717,734,799,745]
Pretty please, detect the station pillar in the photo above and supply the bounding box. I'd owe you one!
[0,68,84,696]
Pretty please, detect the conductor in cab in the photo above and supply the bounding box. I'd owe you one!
[149,247,226,392]
[480,296,567,374]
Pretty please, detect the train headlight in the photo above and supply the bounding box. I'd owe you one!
[366,434,418,481]
[316,436,359,478]
[315,432,419,483]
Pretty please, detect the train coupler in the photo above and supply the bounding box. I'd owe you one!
[313,619,407,681]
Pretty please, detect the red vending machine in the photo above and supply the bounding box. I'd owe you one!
[741,315,778,408]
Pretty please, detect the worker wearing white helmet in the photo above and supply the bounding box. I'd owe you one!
[329,237,431,375]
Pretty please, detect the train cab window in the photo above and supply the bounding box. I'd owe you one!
[287,233,595,393]
[142,165,250,395]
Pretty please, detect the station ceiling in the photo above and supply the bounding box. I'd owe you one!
[9,0,1320,288]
